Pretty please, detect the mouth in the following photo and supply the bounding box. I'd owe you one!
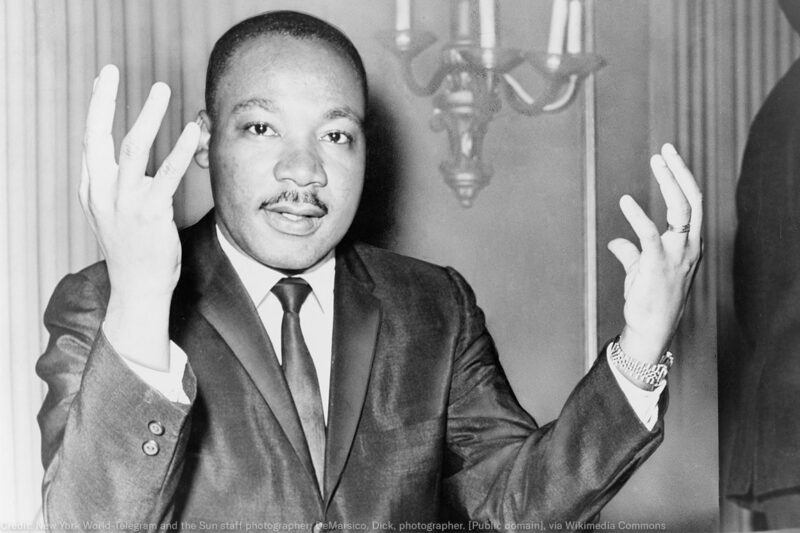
[261,202,326,236]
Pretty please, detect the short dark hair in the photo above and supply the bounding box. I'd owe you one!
[205,10,368,120]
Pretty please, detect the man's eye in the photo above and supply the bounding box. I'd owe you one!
[322,131,352,145]
[245,123,277,136]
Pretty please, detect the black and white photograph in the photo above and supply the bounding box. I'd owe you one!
[0,1,791,531]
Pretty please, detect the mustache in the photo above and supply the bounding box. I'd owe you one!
[262,190,329,215]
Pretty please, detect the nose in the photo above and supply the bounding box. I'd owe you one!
[273,144,327,188]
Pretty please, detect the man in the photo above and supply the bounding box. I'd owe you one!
[36,11,702,531]
[726,0,800,526]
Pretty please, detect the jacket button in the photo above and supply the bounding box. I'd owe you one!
[148,421,165,436]
[142,440,160,456]
[312,522,326,533]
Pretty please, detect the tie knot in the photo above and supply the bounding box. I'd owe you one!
[271,277,312,314]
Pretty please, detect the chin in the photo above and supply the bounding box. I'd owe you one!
[269,256,319,272]
[253,241,331,273]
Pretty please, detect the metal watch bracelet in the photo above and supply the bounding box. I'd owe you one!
[609,336,673,390]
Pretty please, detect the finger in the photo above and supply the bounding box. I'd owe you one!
[84,65,120,186]
[85,65,118,138]
[661,143,703,242]
[79,153,90,213]
[619,195,662,252]
[650,153,691,236]
[152,121,201,197]
[607,238,640,274]
[117,82,171,188]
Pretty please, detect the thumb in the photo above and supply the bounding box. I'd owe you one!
[608,238,640,274]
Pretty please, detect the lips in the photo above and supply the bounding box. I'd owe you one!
[262,202,325,236]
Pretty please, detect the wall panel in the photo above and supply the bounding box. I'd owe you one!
[595,0,729,530]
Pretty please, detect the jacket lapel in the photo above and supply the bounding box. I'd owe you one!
[324,244,381,505]
[171,212,320,495]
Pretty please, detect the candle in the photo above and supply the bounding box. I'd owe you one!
[452,0,472,40]
[547,0,568,55]
[396,0,411,32]
[567,0,583,54]
[479,0,496,49]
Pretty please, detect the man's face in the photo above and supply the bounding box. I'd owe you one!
[206,35,366,272]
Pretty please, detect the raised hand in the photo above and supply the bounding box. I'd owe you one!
[607,143,703,367]
[80,65,200,369]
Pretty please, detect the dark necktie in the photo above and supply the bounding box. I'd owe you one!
[271,277,326,495]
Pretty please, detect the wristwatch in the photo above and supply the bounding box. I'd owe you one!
[609,336,673,390]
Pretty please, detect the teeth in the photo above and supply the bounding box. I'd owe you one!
[281,213,303,221]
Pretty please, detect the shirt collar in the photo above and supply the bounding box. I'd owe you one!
[215,225,336,314]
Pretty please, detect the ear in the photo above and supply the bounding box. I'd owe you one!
[193,110,212,169]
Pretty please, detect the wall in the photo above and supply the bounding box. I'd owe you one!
[595,2,719,530]
[1,0,725,529]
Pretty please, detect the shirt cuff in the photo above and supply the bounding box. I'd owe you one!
[101,323,191,404]
[606,345,664,431]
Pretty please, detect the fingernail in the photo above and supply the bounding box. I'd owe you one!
[662,143,677,156]
[151,81,171,97]
[100,64,117,78]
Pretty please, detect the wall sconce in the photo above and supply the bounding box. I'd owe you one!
[377,0,603,207]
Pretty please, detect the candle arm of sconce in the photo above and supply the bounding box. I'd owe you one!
[541,75,579,111]
[399,57,451,97]
[502,69,586,115]
[376,29,450,97]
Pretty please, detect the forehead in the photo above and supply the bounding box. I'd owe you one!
[215,35,365,115]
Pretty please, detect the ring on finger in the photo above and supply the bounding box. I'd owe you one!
[667,223,690,234]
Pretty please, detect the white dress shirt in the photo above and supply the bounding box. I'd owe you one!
[117,226,662,430]
[216,226,335,422]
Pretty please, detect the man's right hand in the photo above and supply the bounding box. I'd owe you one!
[80,64,200,370]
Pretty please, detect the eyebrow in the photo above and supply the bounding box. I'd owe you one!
[230,98,277,114]
[230,98,364,131]
[326,107,364,131]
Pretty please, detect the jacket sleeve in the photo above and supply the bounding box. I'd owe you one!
[36,270,197,531]
[442,267,665,528]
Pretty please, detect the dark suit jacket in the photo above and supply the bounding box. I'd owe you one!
[37,211,663,531]
[727,54,800,508]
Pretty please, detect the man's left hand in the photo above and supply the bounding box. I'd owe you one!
[608,143,703,366]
